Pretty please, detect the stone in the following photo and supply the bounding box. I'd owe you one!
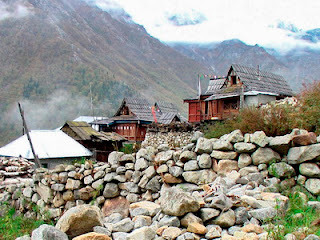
[216,160,239,175]
[187,222,207,235]
[116,167,126,175]
[304,234,320,240]
[212,140,233,151]
[181,212,203,228]
[134,158,149,171]
[162,227,182,240]
[133,215,152,228]
[180,151,197,162]
[76,186,95,201]
[66,179,81,190]
[146,176,161,192]
[248,207,277,221]
[103,183,120,198]
[269,134,293,155]
[31,224,68,240]
[251,148,281,165]
[212,209,236,228]
[199,208,220,222]
[163,173,183,184]
[184,160,199,171]
[251,131,269,147]
[169,166,184,177]
[23,187,33,198]
[73,232,111,240]
[159,215,181,227]
[155,151,174,164]
[268,162,296,178]
[130,201,160,217]
[239,166,258,176]
[198,154,212,169]
[126,226,156,240]
[211,150,237,160]
[192,131,204,143]
[182,170,217,185]
[220,130,244,143]
[53,193,65,207]
[92,179,104,190]
[238,153,252,168]
[205,225,222,239]
[241,224,263,234]
[157,164,169,174]
[51,184,65,192]
[120,154,135,163]
[287,144,320,164]
[136,147,156,161]
[55,205,103,238]
[112,232,128,240]
[36,183,53,203]
[63,190,74,201]
[195,137,213,154]
[144,166,156,179]
[176,232,198,240]
[292,132,317,146]
[112,218,134,233]
[102,196,129,218]
[305,178,320,195]
[234,143,256,153]
[159,187,200,216]
[108,151,124,166]
[299,163,320,177]
[234,207,249,225]
[15,235,31,240]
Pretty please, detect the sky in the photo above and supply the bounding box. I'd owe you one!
[92,0,320,51]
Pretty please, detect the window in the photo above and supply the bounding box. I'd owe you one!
[231,76,237,85]
[224,99,239,110]
[205,101,209,115]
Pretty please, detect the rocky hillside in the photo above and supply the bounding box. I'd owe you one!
[3,128,320,239]
[0,0,208,146]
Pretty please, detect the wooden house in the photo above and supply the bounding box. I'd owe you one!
[94,97,185,141]
[184,64,293,122]
[61,121,126,161]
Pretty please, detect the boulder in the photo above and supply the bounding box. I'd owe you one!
[198,153,212,169]
[66,179,81,190]
[220,130,244,143]
[216,160,239,175]
[155,151,174,164]
[103,183,119,198]
[36,183,53,203]
[251,148,281,165]
[210,151,237,160]
[269,134,293,155]
[55,205,103,238]
[31,224,68,240]
[126,226,156,240]
[112,218,134,233]
[233,143,256,153]
[182,169,217,185]
[181,212,203,228]
[162,227,182,240]
[238,154,252,168]
[212,140,233,151]
[108,151,124,166]
[195,137,213,154]
[187,222,207,235]
[130,201,161,217]
[251,131,269,147]
[268,162,296,178]
[199,208,220,222]
[299,163,320,177]
[305,179,320,195]
[158,215,180,227]
[72,232,111,240]
[212,209,236,228]
[205,225,222,239]
[102,196,130,218]
[287,144,320,164]
[179,151,197,162]
[248,207,277,221]
[159,187,200,216]
[184,160,199,171]
[292,132,317,146]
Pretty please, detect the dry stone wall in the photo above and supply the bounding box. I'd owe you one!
[3,128,320,240]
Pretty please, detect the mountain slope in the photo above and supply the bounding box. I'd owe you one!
[0,0,209,145]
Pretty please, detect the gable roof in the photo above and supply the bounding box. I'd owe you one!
[158,112,183,124]
[205,78,226,94]
[229,64,293,96]
[0,130,92,160]
[155,101,179,113]
[114,97,154,122]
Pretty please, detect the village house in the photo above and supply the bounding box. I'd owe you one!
[94,97,185,141]
[60,121,126,162]
[184,64,293,122]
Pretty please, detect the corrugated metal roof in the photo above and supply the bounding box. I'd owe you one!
[0,130,92,160]
[62,121,102,141]
[73,116,107,123]
[205,78,226,94]
[155,101,178,113]
[230,64,293,96]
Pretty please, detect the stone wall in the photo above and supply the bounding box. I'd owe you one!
[3,128,320,240]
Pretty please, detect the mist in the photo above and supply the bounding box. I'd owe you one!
[0,1,32,21]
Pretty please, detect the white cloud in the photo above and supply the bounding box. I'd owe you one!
[96,0,320,51]
[0,1,32,21]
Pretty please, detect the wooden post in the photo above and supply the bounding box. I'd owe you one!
[18,102,42,168]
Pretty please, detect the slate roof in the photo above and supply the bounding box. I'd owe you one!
[230,64,293,96]
[0,130,92,160]
[158,112,185,124]
[205,78,226,94]
[155,101,179,113]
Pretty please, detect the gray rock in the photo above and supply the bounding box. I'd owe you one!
[159,215,180,227]
[198,154,212,169]
[158,144,170,152]
[238,153,252,168]
[169,166,183,177]
[84,175,94,185]
[55,205,103,238]
[157,164,169,174]
[248,207,277,221]
[112,232,128,240]
[199,208,220,222]
[251,131,269,147]
[195,137,213,154]
[144,166,156,179]
[182,169,217,185]
[92,179,104,190]
[120,154,135,163]
[239,166,259,177]
[181,213,203,228]
[220,130,244,143]
[305,178,320,195]
[112,218,134,233]
[15,235,31,240]
[31,224,68,240]
[23,187,33,198]
[116,167,126,175]
[251,147,281,165]
[133,215,152,228]
[155,150,174,164]
[104,172,117,182]
[184,160,199,171]
[234,142,256,153]
[177,232,199,240]
[135,158,149,171]
[234,207,249,225]
[103,183,120,198]
[36,183,53,203]
[108,151,124,166]
[65,179,81,190]
[287,144,320,164]
[146,176,161,192]
[268,162,296,178]
[304,235,320,240]
[205,225,222,239]
[212,140,233,151]
[209,194,233,211]
[179,151,197,162]
[159,187,200,216]
[269,134,292,155]
[136,147,156,161]
[191,131,204,143]
[93,226,111,236]
[216,160,239,175]
[126,226,156,240]
[299,163,320,177]
[210,151,237,160]
[211,209,235,228]
[94,170,105,180]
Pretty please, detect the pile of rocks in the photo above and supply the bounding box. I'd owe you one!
[5,128,320,240]
[0,157,34,187]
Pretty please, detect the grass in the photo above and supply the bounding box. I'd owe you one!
[0,203,53,240]
[266,191,320,240]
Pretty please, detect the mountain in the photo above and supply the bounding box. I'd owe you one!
[170,39,320,91]
[0,0,209,145]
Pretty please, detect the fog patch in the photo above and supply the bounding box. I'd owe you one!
[0,1,32,21]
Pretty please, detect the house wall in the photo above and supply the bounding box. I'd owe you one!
[111,123,146,141]
[244,95,276,107]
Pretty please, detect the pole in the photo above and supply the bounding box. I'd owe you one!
[18,102,42,168]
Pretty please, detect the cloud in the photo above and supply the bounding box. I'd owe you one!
[0,1,32,21]
[167,10,207,26]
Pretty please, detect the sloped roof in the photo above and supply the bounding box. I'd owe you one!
[0,130,92,160]
[230,64,293,96]
[155,101,179,113]
[73,116,107,124]
[114,97,154,122]
[158,112,181,124]
[205,78,226,94]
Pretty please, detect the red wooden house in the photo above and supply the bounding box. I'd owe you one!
[184,64,293,122]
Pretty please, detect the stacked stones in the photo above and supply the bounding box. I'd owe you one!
[142,131,194,149]
[5,128,320,240]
